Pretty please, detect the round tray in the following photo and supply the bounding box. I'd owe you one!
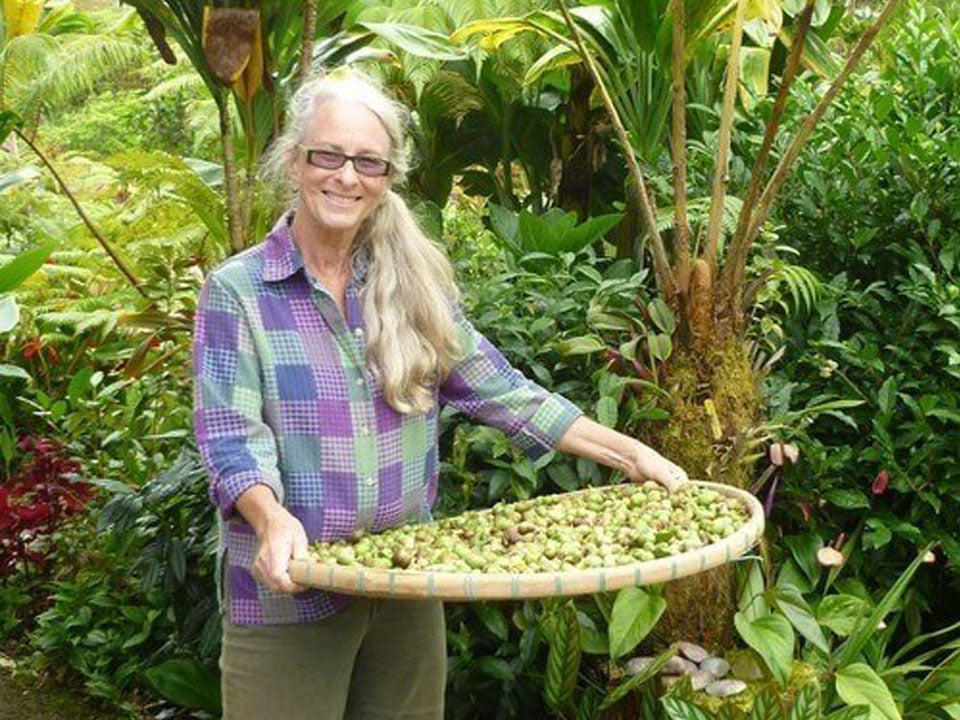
[288,481,764,601]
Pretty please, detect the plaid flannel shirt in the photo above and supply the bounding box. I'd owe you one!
[193,213,582,625]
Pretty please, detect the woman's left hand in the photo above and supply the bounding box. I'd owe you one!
[627,441,689,492]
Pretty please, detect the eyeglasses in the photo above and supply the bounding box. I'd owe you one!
[301,147,391,177]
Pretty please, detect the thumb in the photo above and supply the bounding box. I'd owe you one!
[291,532,310,560]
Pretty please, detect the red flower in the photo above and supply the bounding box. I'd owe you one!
[872,470,890,495]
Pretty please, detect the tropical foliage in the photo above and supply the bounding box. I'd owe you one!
[1,0,958,718]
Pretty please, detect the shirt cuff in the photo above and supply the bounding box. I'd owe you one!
[513,393,583,460]
[211,470,284,521]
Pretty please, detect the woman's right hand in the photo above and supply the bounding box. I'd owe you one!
[236,484,310,594]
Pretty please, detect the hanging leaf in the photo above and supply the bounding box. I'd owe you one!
[596,396,618,428]
[202,7,259,85]
[232,14,263,102]
[361,22,469,61]
[543,600,581,715]
[647,298,675,335]
[608,587,666,659]
[835,664,901,720]
[0,296,20,333]
[0,364,30,381]
[144,659,221,714]
[555,335,607,356]
[5,0,44,38]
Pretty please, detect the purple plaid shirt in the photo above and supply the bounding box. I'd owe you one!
[193,214,582,625]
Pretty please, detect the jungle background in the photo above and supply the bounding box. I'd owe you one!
[1,0,959,718]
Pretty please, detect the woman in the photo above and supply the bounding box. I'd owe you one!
[193,69,688,720]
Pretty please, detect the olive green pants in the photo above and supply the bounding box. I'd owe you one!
[220,599,446,720]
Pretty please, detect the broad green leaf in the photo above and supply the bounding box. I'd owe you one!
[752,688,781,720]
[772,585,830,654]
[555,335,607,356]
[0,364,30,381]
[835,663,901,720]
[825,489,870,510]
[785,534,823,586]
[559,213,623,254]
[67,366,94,402]
[734,612,794,686]
[647,332,673,362]
[360,22,468,61]
[817,594,871,637]
[544,600,581,714]
[877,377,897,414]
[0,296,20,333]
[577,611,608,655]
[474,603,509,641]
[647,298,675,334]
[596,396,618,428]
[144,659,221,714]
[608,587,666,659]
[476,655,514,681]
[0,240,57,294]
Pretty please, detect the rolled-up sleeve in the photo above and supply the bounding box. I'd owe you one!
[439,311,582,458]
[193,274,283,519]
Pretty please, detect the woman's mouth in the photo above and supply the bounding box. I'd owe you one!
[322,190,361,207]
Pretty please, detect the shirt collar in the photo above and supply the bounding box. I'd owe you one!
[262,211,369,285]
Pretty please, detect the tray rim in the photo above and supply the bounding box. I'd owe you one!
[288,480,764,601]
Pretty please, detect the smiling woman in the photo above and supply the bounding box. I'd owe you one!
[192,68,688,720]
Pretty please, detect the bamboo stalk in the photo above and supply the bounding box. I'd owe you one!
[669,0,692,296]
[703,0,749,274]
[16,129,147,298]
[217,89,245,253]
[742,0,903,277]
[298,0,317,82]
[554,0,675,299]
[719,0,816,315]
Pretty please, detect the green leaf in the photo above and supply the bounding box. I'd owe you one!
[67,366,94,402]
[752,688,782,720]
[476,656,514,681]
[0,111,23,145]
[474,603,509,641]
[596,396,618,428]
[144,659,221,714]
[577,611,608,655]
[544,600,581,714]
[555,335,607,356]
[835,663,901,720]
[877,376,897,414]
[785,534,823,586]
[817,594,871,637]
[740,559,769,620]
[734,612,794,686]
[647,332,673,362]
[359,22,468,60]
[0,364,31,381]
[602,643,678,710]
[825,489,870,510]
[647,298,675,334]
[0,240,57,294]
[789,681,822,720]
[772,585,830,654]
[558,213,623,254]
[824,708,870,720]
[0,166,42,192]
[662,696,716,720]
[0,296,20,333]
[833,547,931,669]
[608,587,666,660]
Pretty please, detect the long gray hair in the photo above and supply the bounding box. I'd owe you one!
[262,69,461,414]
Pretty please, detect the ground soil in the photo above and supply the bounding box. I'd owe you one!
[0,656,124,720]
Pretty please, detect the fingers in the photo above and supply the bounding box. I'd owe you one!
[254,516,310,595]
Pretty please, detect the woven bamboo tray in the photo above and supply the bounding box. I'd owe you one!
[288,481,763,601]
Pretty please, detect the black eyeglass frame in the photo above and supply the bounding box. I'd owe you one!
[300,147,392,177]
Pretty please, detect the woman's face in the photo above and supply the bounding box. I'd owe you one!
[291,98,392,240]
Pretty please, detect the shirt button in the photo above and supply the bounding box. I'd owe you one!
[360,424,370,435]
[355,377,364,386]
[365,476,376,487]
[353,327,364,337]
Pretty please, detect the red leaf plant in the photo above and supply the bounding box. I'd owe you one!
[1,437,92,580]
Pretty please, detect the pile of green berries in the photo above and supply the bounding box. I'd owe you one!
[310,482,749,574]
